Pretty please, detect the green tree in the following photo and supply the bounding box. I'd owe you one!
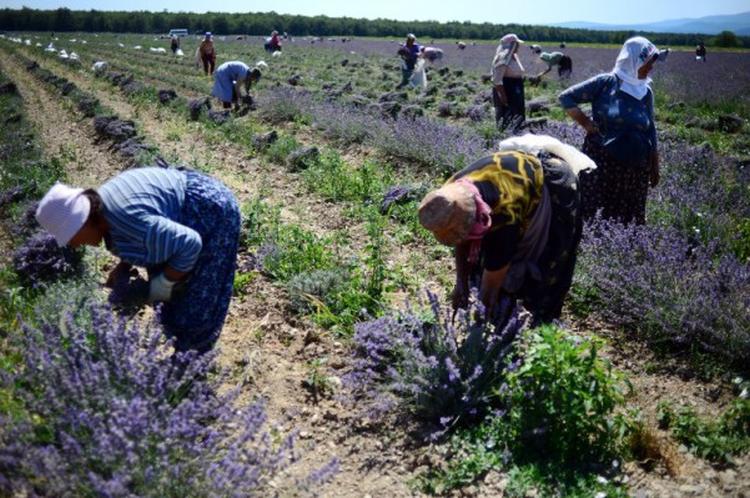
[714,30,739,48]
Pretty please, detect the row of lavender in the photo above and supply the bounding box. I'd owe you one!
[0,52,336,496]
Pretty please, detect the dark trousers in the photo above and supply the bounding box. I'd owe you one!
[493,77,525,129]
[201,55,216,75]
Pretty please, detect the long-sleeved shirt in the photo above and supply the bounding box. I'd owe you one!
[449,151,544,271]
[99,167,202,272]
[559,73,657,155]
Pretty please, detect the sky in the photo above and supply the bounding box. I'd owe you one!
[1,0,748,25]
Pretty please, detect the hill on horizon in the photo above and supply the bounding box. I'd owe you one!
[556,11,750,36]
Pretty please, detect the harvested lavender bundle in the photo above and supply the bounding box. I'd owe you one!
[13,231,83,287]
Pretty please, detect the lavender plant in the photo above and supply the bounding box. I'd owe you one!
[345,291,528,437]
[12,231,83,288]
[573,217,750,367]
[0,298,336,496]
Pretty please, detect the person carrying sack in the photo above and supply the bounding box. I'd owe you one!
[418,135,595,324]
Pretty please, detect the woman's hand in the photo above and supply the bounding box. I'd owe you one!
[494,85,508,106]
[105,261,135,288]
[565,107,599,137]
[451,284,469,311]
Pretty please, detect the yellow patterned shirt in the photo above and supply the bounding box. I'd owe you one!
[448,151,544,270]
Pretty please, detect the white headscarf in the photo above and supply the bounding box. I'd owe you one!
[613,36,659,100]
[493,33,524,70]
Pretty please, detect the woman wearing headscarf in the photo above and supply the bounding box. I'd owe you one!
[35,166,241,353]
[418,135,595,323]
[491,34,526,129]
[211,61,262,109]
[559,36,669,225]
[396,33,422,89]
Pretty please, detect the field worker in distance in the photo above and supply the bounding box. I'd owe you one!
[265,30,282,53]
[492,33,526,129]
[420,46,444,64]
[559,36,669,225]
[396,33,422,89]
[196,32,216,76]
[170,34,180,54]
[418,135,595,323]
[696,41,707,62]
[35,166,241,354]
[538,51,573,79]
[212,61,262,110]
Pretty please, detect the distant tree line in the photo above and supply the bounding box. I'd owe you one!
[0,8,747,47]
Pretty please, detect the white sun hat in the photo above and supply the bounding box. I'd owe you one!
[35,183,91,246]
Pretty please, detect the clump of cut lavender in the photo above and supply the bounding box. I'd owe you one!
[12,231,83,288]
[0,299,336,496]
[345,291,528,439]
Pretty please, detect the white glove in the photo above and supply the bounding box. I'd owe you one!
[148,273,177,303]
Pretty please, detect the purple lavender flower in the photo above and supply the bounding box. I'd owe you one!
[344,291,529,438]
[1,298,336,495]
[12,231,83,288]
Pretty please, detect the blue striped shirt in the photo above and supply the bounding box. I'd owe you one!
[99,168,202,272]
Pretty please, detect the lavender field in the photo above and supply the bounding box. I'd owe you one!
[0,31,748,497]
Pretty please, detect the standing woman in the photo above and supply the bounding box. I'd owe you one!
[196,32,216,76]
[35,167,241,353]
[559,36,668,225]
[418,135,595,322]
[491,34,526,129]
[212,61,262,110]
[396,33,422,89]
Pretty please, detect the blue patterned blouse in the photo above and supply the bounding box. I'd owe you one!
[559,73,657,155]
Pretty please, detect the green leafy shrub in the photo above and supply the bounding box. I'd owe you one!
[419,327,632,494]
[499,326,630,464]
[657,382,750,465]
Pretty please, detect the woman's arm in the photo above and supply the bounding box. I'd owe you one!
[144,216,203,275]
[565,107,599,134]
[647,91,659,187]
[559,74,606,133]
[479,265,510,315]
[452,242,472,309]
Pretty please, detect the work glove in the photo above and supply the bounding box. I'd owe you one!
[148,273,177,303]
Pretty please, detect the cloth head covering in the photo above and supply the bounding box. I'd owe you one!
[419,182,484,246]
[35,183,91,246]
[613,36,669,100]
[406,33,417,42]
[205,32,212,38]
[493,33,524,69]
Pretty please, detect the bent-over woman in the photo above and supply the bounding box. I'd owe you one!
[35,167,240,353]
[418,135,595,322]
[212,61,261,110]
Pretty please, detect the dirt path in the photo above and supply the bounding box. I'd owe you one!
[0,53,127,186]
